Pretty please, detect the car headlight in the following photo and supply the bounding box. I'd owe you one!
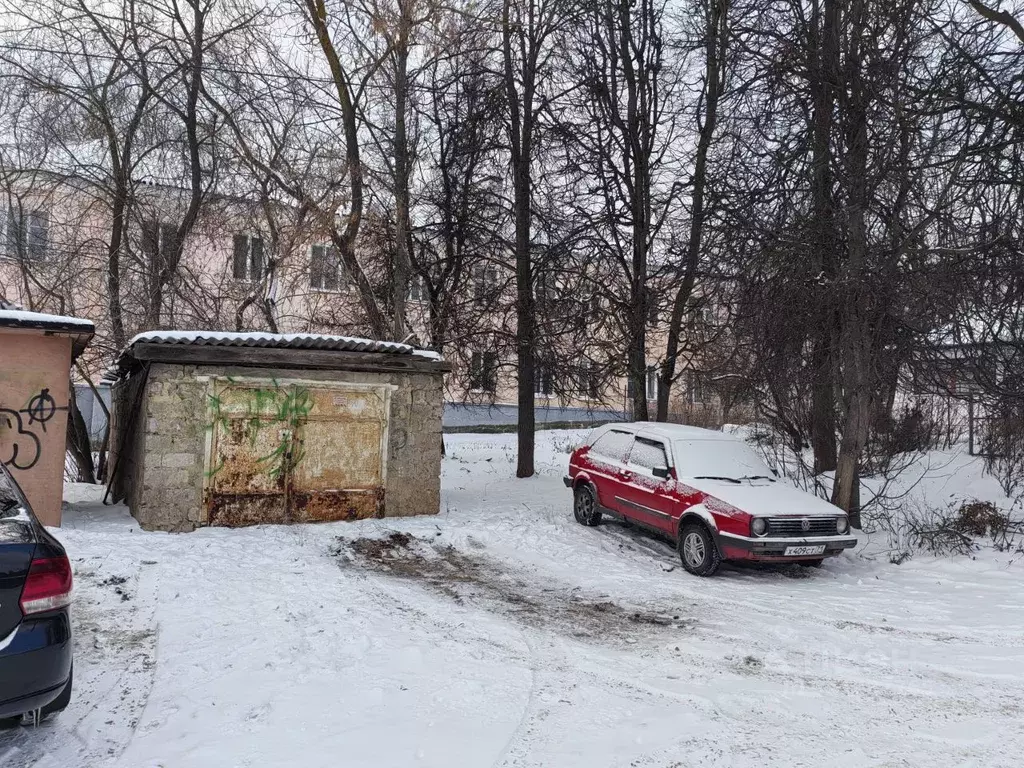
[836,516,849,534]
[751,517,768,537]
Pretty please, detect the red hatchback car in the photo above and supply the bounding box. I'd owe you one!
[565,423,856,576]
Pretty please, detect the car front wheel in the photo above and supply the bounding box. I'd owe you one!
[573,483,602,526]
[678,522,721,577]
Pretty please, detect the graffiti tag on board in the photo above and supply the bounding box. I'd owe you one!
[0,388,66,470]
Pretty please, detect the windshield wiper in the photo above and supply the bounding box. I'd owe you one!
[740,475,776,482]
[693,475,742,484]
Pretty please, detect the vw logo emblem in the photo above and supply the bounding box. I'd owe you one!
[800,518,811,532]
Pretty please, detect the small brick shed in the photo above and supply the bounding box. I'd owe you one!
[0,301,94,526]
[107,332,449,532]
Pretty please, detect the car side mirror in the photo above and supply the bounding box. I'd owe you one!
[652,466,671,480]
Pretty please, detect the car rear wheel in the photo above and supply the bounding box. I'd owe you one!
[678,522,721,577]
[573,484,602,526]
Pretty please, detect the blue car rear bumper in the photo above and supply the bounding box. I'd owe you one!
[0,609,72,719]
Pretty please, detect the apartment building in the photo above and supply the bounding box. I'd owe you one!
[0,170,727,428]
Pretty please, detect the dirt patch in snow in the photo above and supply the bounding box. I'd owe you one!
[334,532,690,643]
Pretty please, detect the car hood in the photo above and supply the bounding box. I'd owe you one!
[682,478,842,518]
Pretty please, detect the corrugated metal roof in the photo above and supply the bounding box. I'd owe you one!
[126,331,424,355]
[109,330,445,381]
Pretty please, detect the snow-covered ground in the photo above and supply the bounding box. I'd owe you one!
[2,431,1022,767]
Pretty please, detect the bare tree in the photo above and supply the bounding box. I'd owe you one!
[657,0,729,422]
[501,0,576,477]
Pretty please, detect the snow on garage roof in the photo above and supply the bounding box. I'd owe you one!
[109,330,446,380]
[125,330,438,357]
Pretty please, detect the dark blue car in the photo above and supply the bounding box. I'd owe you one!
[0,464,73,726]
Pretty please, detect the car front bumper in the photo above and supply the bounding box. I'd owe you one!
[0,609,73,719]
[716,531,857,561]
[563,475,573,488]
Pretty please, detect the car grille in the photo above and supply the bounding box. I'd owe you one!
[766,517,839,538]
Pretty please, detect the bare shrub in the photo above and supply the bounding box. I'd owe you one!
[908,499,1022,557]
[982,405,1024,500]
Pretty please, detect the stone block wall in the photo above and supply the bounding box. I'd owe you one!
[134,364,210,530]
[120,361,444,531]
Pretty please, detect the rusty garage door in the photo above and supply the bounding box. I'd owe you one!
[204,380,390,526]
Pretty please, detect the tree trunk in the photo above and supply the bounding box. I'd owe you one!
[807,0,839,474]
[66,384,96,485]
[107,185,127,350]
[831,0,870,526]
[503,0,537,478]
[657,0,727,421]
[832,383,869,526]
[305,0,391,340]
[392,5,412,342]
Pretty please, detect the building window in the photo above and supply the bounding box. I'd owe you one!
[473,264,497,307]
[232,233,264,281]
[310,243,344,291]
[576,360,600,400]
[647,299,659,326]
[469,350,498,393]
[646,367,659,401]
[141,220,180,271]
[535,360,555,397]
[408,273,427,302]
[534,271,554,303]
[688,370,710,405]
[5,207,48,260]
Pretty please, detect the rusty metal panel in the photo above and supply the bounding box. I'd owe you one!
[289,385,388,522]
[292,418,383,490]
[205,382,291,527]
[290,489,384,522]
[203,380,389,526]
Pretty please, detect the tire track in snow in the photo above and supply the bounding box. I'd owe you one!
[489,629,541,768]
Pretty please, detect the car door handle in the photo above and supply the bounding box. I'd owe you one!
[618,470,633,481]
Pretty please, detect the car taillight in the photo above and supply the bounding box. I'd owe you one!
[20,556,73,615]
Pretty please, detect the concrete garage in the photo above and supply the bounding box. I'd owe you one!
[107,332,449,531]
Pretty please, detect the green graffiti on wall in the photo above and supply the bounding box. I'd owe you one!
[205,380,314,482]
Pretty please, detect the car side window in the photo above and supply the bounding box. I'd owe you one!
[590,430,634,463]
[628,437,670,474]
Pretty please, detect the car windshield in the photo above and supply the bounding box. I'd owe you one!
[673,438,774,481]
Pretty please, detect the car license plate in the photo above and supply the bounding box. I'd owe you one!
[784,545,826,556]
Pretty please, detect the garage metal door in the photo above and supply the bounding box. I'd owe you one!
[204,380,390,526]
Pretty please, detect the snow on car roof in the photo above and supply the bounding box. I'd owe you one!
[607,422,735,442]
